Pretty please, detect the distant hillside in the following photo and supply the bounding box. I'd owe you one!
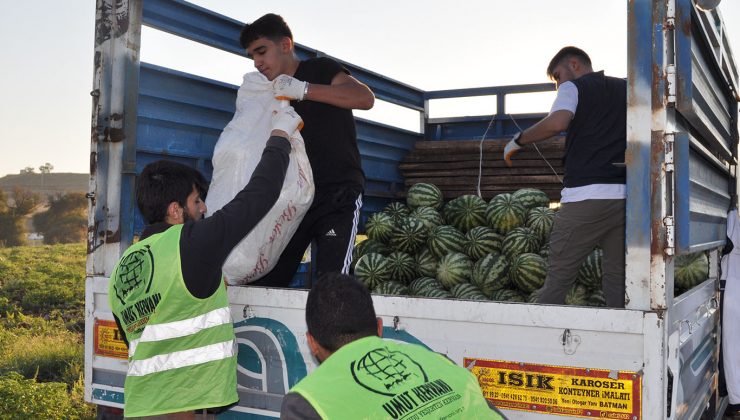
[0,172,88,199]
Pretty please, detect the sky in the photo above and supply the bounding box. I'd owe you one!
[0,1,739,177]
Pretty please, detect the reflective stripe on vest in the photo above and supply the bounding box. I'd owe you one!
[128,339,236,377]
[128,306,233,357]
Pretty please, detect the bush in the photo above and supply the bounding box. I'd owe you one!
[0,315,83,384]
[33,193,87,244]
[0,372,94,419]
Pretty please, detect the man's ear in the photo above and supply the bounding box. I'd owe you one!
[165,201,182,224]
[377,317,383,338]
[306,332,320,357]
[280,36,293,53]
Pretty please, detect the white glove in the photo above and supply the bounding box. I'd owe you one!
[272,74,308,101]
[271,106,304,136]
[504,132,523,167]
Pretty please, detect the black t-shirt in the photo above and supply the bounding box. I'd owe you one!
[292,57,365,192]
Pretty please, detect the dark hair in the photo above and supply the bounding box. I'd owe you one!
[136,160,208,224]
[239,13,293,49]
[306,273,378,352]
[547,46,592,78]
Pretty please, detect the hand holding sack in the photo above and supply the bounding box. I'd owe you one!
[206,72,314,284]
[272,74,309,101]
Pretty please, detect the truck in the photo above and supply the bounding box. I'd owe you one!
[85,0,740,418]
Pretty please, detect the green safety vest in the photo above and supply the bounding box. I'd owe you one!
[291,336,502,419]
[109,224,237,417]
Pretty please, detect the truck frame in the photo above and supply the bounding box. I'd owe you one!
[85,0,740,418]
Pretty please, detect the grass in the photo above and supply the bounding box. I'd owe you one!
[0,243,94,419]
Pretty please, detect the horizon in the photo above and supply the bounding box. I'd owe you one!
[1,1,739,177]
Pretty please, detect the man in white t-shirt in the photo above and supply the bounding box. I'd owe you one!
[503,46,627,307]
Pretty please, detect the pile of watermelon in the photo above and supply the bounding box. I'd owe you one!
[352,183,608,306]
[674,251,709,295]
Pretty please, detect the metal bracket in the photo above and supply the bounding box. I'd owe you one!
[664,216,675,256]
[664,132,675,172]
[561,329,581,355]
[666,64,677,105]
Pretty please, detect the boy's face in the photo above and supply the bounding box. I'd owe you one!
[183,186,206,222]
[247,36,291,81]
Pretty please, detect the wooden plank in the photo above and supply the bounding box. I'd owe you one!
[404,175,564,186]
[401,167,564,177]
[401,151,564,163]
[399,160,563,171]
[411,136,565,152]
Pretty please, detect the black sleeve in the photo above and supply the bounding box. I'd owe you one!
[180,136,291,298]
[280,392,322,420]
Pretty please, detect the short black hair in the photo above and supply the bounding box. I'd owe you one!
[547,46,592,78]
[239,13,293,50]
[136,160,208,225]
[306,273,378,352]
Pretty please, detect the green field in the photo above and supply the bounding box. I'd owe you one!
[0,243,95,419]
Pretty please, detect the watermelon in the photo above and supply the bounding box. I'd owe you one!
[365,212,395,244]
[512,188,551,209]
[486,193,527,235]
[510,253,547,293]
[389,217,427,254]
[565,283,590,306]
[528,288,543,303]
[385,251,417,284]
[427,225,466,259]
[354,253,391,290]
[409,277,443,295]
[539,245,550,260]
[373,281,409,296]
[490,288,526,302]
[471,253,510,297]
[418,287,454,299]
[464,226,503,260]
[436,252,473,289]
[501,227,541,260]
[407,183,444,210]
[675,252,709,289]
[414,247,438,277]
[526,207,555,240]
[410,206,445,232]
[450,283,488,301]
[443,195,487,232]
[576,248,603,289]
[351,238,389,272]
[586,289,607,307]
[383,202,410,222]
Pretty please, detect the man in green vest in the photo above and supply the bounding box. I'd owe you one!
[109,107,303,418]
[281,274,507,419]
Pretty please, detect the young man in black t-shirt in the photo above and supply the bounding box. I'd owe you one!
[239,13,375,287]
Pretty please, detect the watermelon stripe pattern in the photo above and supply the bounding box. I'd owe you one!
[366,212,394,244]
[389,217,427,254]
[512,188,551,209]
[414,247,438,277]
[510,253,547,293]
[436,252,473,289]
[464,226,502,260]
[386,251,417,284]
[526,207,555,241]
[443,195,487,232]
[373,281,409,296]
[675,252,709,290]
[471,253,510,298]
[486,193,527,235]
[427,225,465,259]
[354,253,390,290]
[407,183,444,210]
[501,227,541,260]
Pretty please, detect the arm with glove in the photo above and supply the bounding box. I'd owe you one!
[271,72,374,110]
[503,109,573,166]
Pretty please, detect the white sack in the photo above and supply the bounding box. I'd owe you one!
[206,72,314,284]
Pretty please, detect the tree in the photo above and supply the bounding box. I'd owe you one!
[38,163,54,174]
[33,193,87,244]
[0,188,40,247]
[19,167,35,174]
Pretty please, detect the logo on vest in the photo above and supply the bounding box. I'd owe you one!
[113,246,154,305]
[351,346,464,419]
[351,347,428,396]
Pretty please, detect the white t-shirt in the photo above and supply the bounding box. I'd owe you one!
[550,81,626,203]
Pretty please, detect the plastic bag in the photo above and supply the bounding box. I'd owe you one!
[206,72,314,284]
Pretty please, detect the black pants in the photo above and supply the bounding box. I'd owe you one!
[252,185,362,287]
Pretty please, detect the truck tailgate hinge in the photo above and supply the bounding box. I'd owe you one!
[666,64,677,105]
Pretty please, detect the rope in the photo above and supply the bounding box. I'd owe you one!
[476,114,563,198]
